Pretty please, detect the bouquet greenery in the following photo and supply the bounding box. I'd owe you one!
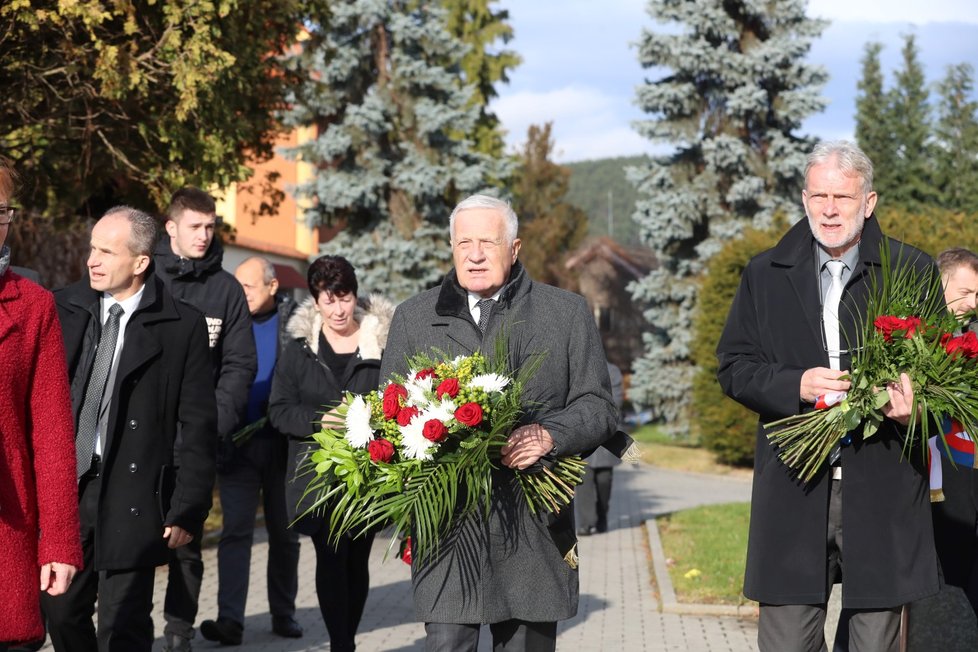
[767,245,978,481]
[300,343,586,563]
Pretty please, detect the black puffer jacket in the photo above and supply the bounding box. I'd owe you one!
[154,237,256,438]
[268,293,394,533]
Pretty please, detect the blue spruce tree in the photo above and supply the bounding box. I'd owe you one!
[628,0,827,434]
[283,1,506,300]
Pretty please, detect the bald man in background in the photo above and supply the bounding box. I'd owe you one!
[198,257,301,645]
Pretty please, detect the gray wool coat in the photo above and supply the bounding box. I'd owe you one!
[381,261,618,624]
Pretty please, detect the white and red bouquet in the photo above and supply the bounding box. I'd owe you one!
[301,347,585,562]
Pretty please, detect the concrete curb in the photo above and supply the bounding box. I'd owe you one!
[645,518,759,619]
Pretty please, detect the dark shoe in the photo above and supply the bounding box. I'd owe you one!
[577,526,598,537]
[200,618,243,646]
[272,615,303,639]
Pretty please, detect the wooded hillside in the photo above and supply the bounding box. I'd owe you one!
[565,155,647,245]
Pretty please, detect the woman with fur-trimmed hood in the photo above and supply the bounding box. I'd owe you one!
[269,255,393,652]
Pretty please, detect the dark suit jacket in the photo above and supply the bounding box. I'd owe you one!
[56,274,217,570]
[717,216,940,608]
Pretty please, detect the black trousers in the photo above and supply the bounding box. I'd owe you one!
[215,436,300,625]
[41,475,156,652]
[163,525,203,640]
[576,466,614,532]
[424,620,558,652]
[309,521,374,652]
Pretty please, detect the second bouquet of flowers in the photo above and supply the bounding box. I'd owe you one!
[766,244,978,481]
[300,342,586,563]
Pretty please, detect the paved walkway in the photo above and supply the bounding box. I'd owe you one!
[43,463,761,651]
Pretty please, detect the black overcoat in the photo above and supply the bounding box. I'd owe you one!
[716,217,941,608]
[55,275,217,570]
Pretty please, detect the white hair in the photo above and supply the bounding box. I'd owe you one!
[805,140,875,196]
[449,194,519,244]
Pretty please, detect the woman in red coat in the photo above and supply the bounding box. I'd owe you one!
[0,159,82,648]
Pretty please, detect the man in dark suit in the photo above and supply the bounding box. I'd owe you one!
[41,207,216,652]
[381,194,618,651]
[717,141,939,651]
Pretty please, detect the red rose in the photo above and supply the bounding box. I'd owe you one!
[414,368,436,380]
[384,383,408,400]
[874,315,904,342]
[435,378,460,399]
[368,438,395,463]
[382,383,407,419]
[964,332,978,358]
[397,406,419,426]
[902,316,922,337]
[382,393,401,420]
[422,419,448,443]
[946,331,978,359]
[400,536,412,565]
[454,402,483,427]
[874,315,921,342]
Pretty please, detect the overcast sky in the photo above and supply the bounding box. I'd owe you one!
[490,0,978,162]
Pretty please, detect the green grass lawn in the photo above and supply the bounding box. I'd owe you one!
[629,424,753,478]
[657,502,753,605]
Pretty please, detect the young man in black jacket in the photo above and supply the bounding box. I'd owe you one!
[154,188,257,652]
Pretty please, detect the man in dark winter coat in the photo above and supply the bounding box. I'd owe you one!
[154,187,256,651]
[42,207,216,652]
[381,194,618,651]
[197,256,302,645]
[717,140,940,652]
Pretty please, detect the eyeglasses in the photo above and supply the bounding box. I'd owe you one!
[0,206,15,226]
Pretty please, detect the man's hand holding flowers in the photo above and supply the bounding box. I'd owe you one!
[800,367,852,403]
[501,423,554,470]
[881,372,914,426]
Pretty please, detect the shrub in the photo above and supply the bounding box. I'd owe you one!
[691,224,782,466]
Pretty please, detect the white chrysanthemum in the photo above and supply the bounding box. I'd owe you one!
[404,374,434,408]
[344,395,374,449]
[468,373,510,393]
[399,418,433,461]
[429,398,456,421]
[398,402,456,461]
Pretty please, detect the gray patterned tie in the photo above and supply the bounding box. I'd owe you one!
[76,303,124,477]
[477,298,495,334]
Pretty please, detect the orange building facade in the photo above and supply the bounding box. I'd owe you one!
[213,124,323,288]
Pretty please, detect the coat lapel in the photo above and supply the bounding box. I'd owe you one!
[773,220,824,355]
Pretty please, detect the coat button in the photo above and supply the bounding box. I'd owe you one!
[128,463,138,473]
[129,419,138,429]
[130,507,140,516]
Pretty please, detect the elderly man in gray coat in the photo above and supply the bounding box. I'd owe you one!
[381,194,618,652]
